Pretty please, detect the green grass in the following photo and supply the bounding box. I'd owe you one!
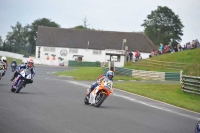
[125,48,200,75]
[149,48,200,63]
[55,67,200,113]
[114,82,200,113]
[55,67,140,81]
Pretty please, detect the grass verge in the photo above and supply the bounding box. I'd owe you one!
[54,67,140,81]
[114,82,200,113]
[55,67,200,113]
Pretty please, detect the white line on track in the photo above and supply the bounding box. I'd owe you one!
[45,78,200,120]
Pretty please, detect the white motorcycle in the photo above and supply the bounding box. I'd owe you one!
[84,77,113,107]
[11,69,32,93]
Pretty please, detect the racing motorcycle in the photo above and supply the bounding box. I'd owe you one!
[11,68,32,93]
[11,62,17,72]
[84,77,113,107]
[0,62,5,79]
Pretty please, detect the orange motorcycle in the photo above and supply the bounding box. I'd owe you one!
[84,77,113,107]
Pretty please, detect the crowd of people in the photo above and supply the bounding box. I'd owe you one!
[150,39,200,57]
[125,50,142,62]
[124,39,200,61]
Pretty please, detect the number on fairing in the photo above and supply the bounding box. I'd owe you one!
[104,81,112,89]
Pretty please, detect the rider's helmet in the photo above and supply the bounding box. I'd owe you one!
[106,71,114,80]
[27,58,34,68]
[1,56,7,63]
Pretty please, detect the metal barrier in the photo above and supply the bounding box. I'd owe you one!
[181,75,200,95]
[103,67,182,81]
[68,60,101,67]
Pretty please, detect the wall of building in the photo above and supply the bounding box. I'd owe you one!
[35,46,128,67]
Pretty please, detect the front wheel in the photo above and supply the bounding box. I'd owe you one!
[94,93,107,107]
[11,86,16,92]
[84,96,89,105]
[15,81,25,93]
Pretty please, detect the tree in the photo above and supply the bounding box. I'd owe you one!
[141,6,184,46]
[28,18,60,55]
[73,25,88,29]
[6,22,29,53]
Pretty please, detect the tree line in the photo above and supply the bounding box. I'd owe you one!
[0,6,184,55]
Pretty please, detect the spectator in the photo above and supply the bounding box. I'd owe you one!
[125,51,129,62]
[177,44,182,51]
[174,46,178,52]
[159,43,164,54]
[164,45,170,53]
[135,50,140,61]
[129,51,133,62]
[154,50,157,56]
[150,50,155,57]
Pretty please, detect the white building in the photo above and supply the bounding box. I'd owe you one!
[35,26,157,67]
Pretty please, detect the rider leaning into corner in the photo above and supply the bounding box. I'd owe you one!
[86,70,114,96]
[0,56,7,80]
[10,58,35,84]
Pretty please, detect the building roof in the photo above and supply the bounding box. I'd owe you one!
[36,26,158,53]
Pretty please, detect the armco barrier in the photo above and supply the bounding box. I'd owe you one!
[165,72,180,81]
[103,67,181,81]
[68,60,101,67]
[181,75,200,95]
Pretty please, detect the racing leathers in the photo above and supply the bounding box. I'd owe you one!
[86,74,108,96]
[0,61,7,80]
[10,64,35,83]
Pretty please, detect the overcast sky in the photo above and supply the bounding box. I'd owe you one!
[0,0,199,45]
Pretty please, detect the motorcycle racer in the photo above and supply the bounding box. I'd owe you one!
[0,56,7,80]
[10,58,35,84]
[86,70,114,96]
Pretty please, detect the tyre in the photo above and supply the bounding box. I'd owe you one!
[84,96,89,105]
[15,81,25,93]
[94,93,107,107]
[11,86,16,92]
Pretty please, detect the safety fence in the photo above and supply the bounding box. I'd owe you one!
[181,75,200,95]
[103,67,181,81]
[68,60,101,67]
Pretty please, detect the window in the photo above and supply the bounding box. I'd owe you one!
[69,48,78,53]
[93,50,101,55]
[43,47,55,52]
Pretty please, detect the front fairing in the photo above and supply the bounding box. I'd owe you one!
[89,78,113,104]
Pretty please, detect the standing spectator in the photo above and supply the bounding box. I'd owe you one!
[150,50,155,57]
[168,44,173,53]
[135,50,140,61]
[177,44,182,51]
[154,50,157,56]
[125,51,129,62]
[129,51,133,62]
[159,43,164,54]
[174,45,178,52]
[164,45,170,53]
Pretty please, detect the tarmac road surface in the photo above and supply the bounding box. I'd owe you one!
[0,65,199,133]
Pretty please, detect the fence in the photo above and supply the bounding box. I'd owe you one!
[68,60,101,67]
[181,75,200,95]
[103,67,182,81]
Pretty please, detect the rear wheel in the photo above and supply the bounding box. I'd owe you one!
[15,81,25,93]
[94,93,107,107]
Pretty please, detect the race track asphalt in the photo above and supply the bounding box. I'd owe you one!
[0,65,199,133]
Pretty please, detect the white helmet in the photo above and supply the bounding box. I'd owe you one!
[1,56,7,63]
